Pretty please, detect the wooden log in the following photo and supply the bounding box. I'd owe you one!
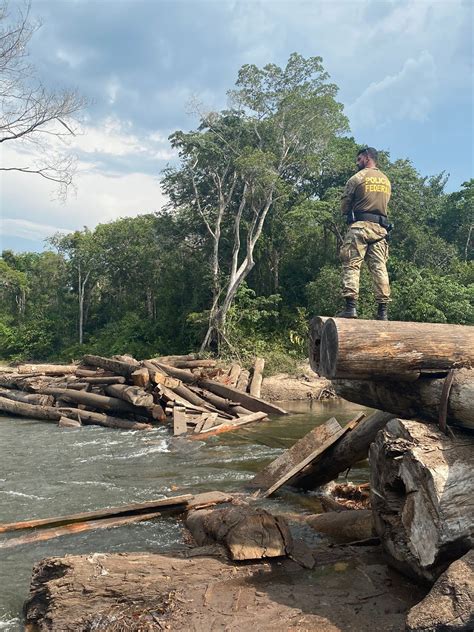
[173,406,188,436]
[236,369,250,392]
[58,416,82,428]
[152,354,197,364]
[198,378,287,416]
[0,388,54,407]
[292,411,396,490]
[0,396,61,422]
[332,369,474,430]
[249,357,265,398]
[406,550,474,632]
[104,384,154,408]
[227,363,241,386]
[111,354,140,366]
[59,408,152,431]
[305,509,374,543]
[82,354,137,377]
[187,385,250,417]
[319,318,474,381]
[0,511,163,550]
[130,367,150,388]
[81,376,126,385]
[17,364,77,375]
[369,419,474,583]
[188,411,268,440]
[308,316,329,375]
[0,494,192,534]
[39,388,144,416]
[186,505,292,560]
[256,416,365,498]
[173,359,217,369]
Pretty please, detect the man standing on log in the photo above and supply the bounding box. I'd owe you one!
[338,147,392,320]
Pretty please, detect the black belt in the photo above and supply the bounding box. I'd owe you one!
[354,211,390,228]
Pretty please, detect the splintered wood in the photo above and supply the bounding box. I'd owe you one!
[0,354,285,437]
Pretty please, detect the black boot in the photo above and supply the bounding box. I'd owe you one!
[337,298,357,318]
[376,303,388,321]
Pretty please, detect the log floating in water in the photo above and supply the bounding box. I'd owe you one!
[0,494,193,534]
[318,318,474,381]
[369,418,474,583]
[0,396,62,422]
[59,408,152,431]
[332,369,474,430]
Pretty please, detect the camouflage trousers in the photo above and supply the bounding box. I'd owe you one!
[340,221,391,303]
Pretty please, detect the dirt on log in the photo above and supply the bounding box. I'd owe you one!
[23,548,426,632]
[369,418,474,583]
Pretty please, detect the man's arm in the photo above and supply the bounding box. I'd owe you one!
[340,175,358,217]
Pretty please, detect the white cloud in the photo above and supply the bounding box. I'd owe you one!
[346,51,437,130]
[1,218,69,242]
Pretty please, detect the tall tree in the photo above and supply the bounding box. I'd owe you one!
[163,53,348,351]
[0,1,87,199]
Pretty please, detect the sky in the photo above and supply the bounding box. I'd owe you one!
[1,0,472,252]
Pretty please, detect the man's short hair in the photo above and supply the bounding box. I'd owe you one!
[357,146,378,161]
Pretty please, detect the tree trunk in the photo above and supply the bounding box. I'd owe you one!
[82,355,137,377]
[40,388,144,416]
[318,318,473,381]
[369,418,474,583]
[293,411,396,490]
[0,396,61,422]
[17,364,78,375]
[332,369,474,430]
[103,384,154,408]
[249,357,265,398]
[0,388,54,407]
[59,408,152,431]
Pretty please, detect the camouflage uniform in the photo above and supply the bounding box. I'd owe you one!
[340,167,392,303]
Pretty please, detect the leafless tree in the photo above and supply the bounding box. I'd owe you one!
[0,1,88,199]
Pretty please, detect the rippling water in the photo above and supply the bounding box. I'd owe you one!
[0,399,368,630]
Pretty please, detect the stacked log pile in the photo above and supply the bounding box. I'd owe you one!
[0,354,286,434]
[307,316,474,589]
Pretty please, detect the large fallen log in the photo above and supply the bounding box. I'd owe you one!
[369,418,474,583]
[305,509,374,543]
[103,383,154,407]
[40,388,144,416]
[0,388,54,407]
[0,396,61,422]
[332,368,474,430]
[318,318,473,381]
[292,411,396,490]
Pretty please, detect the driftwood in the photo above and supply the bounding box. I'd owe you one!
[293,411,396,490]
[0,511,163,550]
[318,318,473,381]
[58,416,81,428]
[188,411,268,440]
[332,369,474,430]
[249,357,265,398]
[406,550,474,632]
[0,494,192,534]
[186,505,292,560]
[369,418,474,583]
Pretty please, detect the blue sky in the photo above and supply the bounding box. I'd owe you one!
[1,0,472,252]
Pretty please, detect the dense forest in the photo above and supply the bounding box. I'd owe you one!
[1,54,473,369]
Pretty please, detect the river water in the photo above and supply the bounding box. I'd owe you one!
[0,399,368,630]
